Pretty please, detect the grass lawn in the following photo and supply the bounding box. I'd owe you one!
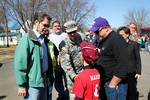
[0,45,16,63]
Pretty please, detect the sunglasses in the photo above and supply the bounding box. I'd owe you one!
[43,24,50,28]
[94,26,108,34]
[41,23,50,27]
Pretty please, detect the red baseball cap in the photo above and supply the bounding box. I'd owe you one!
[80,40,100,64]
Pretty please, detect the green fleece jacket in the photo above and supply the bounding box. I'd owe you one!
[14,31,54,87]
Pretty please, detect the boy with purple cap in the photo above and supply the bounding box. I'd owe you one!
[90,17,128,100]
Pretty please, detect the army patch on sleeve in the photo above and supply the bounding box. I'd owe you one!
[61,47,67,56]
[61,50,65,56]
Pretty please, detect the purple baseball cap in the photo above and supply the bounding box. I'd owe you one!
[89,17,109,33]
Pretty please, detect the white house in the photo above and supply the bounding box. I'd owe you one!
[0,32,18,45]
[0,21,21,46]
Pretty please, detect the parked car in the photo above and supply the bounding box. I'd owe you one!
[140,28,150,49]
[140,28,150,37]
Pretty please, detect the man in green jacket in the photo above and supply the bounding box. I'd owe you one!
[14,13,58,100]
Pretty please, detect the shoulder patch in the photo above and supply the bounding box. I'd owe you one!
[59,41,66,51]
[61,47,69,56]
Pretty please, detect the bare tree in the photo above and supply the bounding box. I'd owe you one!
[124,8,150,29]
[47,0,95,27]
[1,0,94,34]
[0,8,5,32]
[4,0,48,32]
[0,0,10,47]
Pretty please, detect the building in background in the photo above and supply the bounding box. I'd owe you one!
[0,21,21,46]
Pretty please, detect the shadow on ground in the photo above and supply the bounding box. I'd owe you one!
[0,63,3,67]
[0,95,7,99]
[148,91,150,100]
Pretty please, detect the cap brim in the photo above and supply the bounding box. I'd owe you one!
[89,26,99,33]
[66,27,78,33]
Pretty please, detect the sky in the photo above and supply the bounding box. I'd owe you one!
[89,0,150,28]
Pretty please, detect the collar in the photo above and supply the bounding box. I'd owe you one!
[84,64,93,69]
[67,32,82,45]
[33,28,41,39]
[55,31,63,35]
[28,29,40,42]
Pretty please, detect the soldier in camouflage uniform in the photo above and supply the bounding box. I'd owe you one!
[59,20,83,94]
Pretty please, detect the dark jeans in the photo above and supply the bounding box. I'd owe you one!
[127,72,138,100]
[104,82,127,100]
[54,67,69,100]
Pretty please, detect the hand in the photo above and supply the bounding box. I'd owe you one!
[108,83,117,88]
[18,87,26,96]
[98,48,101,53]
[73,76,76,82]
[108,76,121,88]
[73,74,78,82]
[135,74,141,79]
[65,87,69,92]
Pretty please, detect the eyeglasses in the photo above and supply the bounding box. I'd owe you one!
[41,23,50,28]
[99,26,107,32]
[43,24,50,28]
[95,26,107,34]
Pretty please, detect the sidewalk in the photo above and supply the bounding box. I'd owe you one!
[137,51,150,100]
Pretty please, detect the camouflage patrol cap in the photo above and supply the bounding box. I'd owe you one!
[64,20,78,33]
